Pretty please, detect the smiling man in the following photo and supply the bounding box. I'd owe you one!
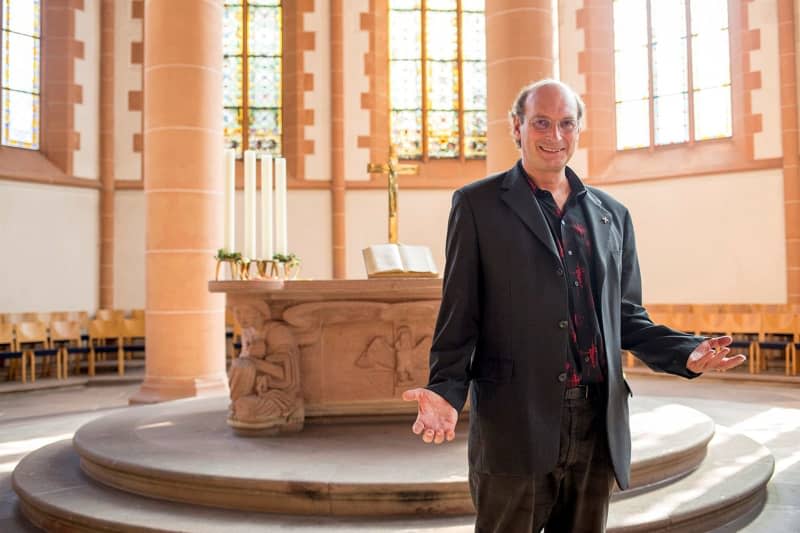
[402,79,746,532]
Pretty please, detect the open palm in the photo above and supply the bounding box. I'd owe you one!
[686,335,747,373]
[402,388,459,444]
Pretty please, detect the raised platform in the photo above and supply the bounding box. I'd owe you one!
[12,395,774,531]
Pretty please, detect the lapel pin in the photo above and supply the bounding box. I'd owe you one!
[601,216,610,224]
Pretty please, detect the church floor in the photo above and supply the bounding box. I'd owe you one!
[0,373,798,532]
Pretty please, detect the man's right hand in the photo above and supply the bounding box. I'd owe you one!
[401,388,458,444]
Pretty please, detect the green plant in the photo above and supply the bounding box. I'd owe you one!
[273,252,300,264]
[215,249,242,261]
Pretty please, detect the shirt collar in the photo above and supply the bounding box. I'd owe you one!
[518,160,587,199]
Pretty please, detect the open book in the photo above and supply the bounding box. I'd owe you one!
[362,243,439,278]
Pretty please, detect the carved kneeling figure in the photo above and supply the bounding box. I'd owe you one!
[228,302,303,433]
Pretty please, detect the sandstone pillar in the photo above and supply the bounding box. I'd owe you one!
[330,0,346,279]
[99,0,114,308]
[779,0,800,303]
[485,0,555,173]
[130,0,228,403]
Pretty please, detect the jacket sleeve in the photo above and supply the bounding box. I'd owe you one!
[619,210,704,378]
[426,189,481,411]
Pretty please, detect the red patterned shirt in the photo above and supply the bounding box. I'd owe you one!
[525,166,607,387]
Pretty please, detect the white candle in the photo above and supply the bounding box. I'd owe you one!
[243,150,257,260]
[223,149,236,253]
[260,154,274,260]
[275,157,288,255]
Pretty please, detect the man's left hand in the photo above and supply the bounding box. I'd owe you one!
[686,336,747,374]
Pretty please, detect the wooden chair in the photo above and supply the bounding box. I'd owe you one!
[697,312,731,337]
[96,309,125,326]
[667,312,700,336]
[0,323,26,382]
[66,311,91,344]
[647,309,672,325]
[66,311,90,329]
[232,314,243,359]
[728,313,761,374]
[758,312,796,375]
[224,308,235,362]
[16,321,60,382]
[5,313,27,325]
[50,320,89,378]
[121,318,146,359]
[792,314,800,376]
[88,319,124,376]
[131,309,145,321]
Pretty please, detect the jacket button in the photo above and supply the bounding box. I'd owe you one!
[556,268,564,277]
[557,372,567,382]
[558,320,568,329]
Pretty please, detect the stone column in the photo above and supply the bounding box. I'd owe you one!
[130,0,229,404]
[99,0,114,309]
[779,0,800,303]
[485,0,555,174]
[330,0,346,279]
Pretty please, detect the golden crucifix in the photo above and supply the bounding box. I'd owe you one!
[367,145,418,243]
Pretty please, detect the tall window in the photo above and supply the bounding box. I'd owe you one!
[613,0,732,150]
[223,0,282,157]
[1,0,40,150]
[389,0,486,160]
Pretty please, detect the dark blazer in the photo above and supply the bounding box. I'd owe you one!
[426,162,703,490]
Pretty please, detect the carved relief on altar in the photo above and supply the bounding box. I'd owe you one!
[283,301,438,402]
[227,299,304,434]
[356,326,430,391]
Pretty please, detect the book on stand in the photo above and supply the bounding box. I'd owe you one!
[362,243,439,278]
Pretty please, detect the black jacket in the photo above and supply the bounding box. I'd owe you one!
[426,162,703,489]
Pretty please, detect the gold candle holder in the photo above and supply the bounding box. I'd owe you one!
[282,259,302,280]
[215,258,242,281]
[255,259,280,279]
[238,259,255,280]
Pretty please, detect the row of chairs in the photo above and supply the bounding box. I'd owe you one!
[646,310,799,375]
[225,309,242,362]
[0,309,145,328]
[646,304,800,314]
[0,318,145,383]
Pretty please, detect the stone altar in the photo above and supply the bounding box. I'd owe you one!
[208,278,442,434]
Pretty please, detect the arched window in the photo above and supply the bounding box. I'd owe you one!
[389,0,486,160]
[1,0,40,150]
[613,0,732,150]
[223,0,282,157]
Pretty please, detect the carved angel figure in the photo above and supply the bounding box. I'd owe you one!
[356,325,430,387]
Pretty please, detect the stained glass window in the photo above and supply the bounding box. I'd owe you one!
[223,0,281,157]
[389,0,486,160]
[613,0,731,150]
[1,0,41,150]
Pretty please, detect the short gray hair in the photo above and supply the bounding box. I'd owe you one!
[508,79,586,148]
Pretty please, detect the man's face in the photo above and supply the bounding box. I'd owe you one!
[513,85,581,177]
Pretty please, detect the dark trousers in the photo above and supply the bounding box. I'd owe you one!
[470,391,615,533]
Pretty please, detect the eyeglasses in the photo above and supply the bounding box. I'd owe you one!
[528,117,579,134]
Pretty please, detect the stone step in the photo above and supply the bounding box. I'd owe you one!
[607,427,773,532]
[66,396,714,515]
[12,426,773,532]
